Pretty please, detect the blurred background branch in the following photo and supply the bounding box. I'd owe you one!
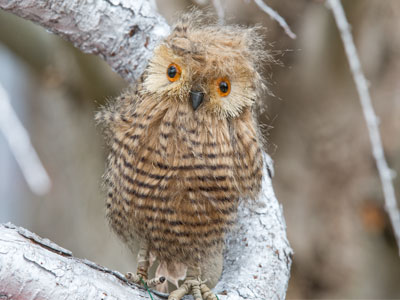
[253,0,296,39]
[327,0,400,255]
[0,83,50,195]
[211,0,225,24]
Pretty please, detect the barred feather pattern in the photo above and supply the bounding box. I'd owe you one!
[97,93,262,267]
[96,11,266,269]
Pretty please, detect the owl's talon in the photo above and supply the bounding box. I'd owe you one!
[146,276,166,288]
[200,283,218,300]
[125,272,165,288]
[168,278,218,300]
[125,272,139,283]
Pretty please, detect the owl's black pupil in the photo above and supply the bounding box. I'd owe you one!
[219,81,229,93]
[167,66,177,78]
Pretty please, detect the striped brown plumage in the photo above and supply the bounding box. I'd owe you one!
[96,10,268,295]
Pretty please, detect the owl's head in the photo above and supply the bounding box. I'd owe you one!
[143,11,269,119]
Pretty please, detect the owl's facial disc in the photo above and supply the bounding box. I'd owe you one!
[145,37,260,118]
[189,90,204,111]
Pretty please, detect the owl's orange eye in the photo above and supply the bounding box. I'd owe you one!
[166,63,181,82]
[216,77,231,97]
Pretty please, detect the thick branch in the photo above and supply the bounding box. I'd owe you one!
[0,223,164,300]
[215,154,292,299]
[0,0,170,83]
[0,1,292,298]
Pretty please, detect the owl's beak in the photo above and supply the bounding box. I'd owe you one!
[190,91,204,111]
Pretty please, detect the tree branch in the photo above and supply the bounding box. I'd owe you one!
[215,154,293,299]
[0,0,170,83]
[0,1,292,299]
[0,83,51,196]
[0,223,163,299]
[253,0,296,39]
[211,0,225,25]
[327,0,400,255]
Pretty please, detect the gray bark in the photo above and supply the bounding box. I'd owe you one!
[0,0,170,83]
[0,0,292,299]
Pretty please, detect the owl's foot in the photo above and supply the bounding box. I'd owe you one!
[125,240,165,287]
[125,272,166,288]
[168,277,217,300]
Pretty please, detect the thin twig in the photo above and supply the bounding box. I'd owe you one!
[327,0,400,254]
[0,84,51,196]
[192,0,209,5]
[212,0,225,24]
[253,0,296,39]
[149,0,158,11]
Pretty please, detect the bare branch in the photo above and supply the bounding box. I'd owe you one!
[211,0,225,25]
[0,1,292,298]
[253,0,296,39]
[191,0,225,24]
[0,0,170,83]
[192,0,210,5]
[0,223,164,299]
[149,0,158,11]
[215,153,292,300]
[327,0,400,254]
[0,83,51,195]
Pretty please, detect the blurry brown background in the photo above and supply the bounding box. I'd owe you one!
[1,0,399,298]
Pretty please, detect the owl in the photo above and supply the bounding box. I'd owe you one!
[96,10,267,300]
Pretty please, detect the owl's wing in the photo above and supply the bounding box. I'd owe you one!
[94,87,140,140]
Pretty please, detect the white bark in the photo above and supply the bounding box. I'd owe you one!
[215,154,292,300]
[0,223,156,299]
[0,0,292,299]
[0,0,170,83]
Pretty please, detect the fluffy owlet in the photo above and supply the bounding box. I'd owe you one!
[96,11,267,300]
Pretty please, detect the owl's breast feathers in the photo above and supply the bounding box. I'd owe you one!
[100,93,263,266]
